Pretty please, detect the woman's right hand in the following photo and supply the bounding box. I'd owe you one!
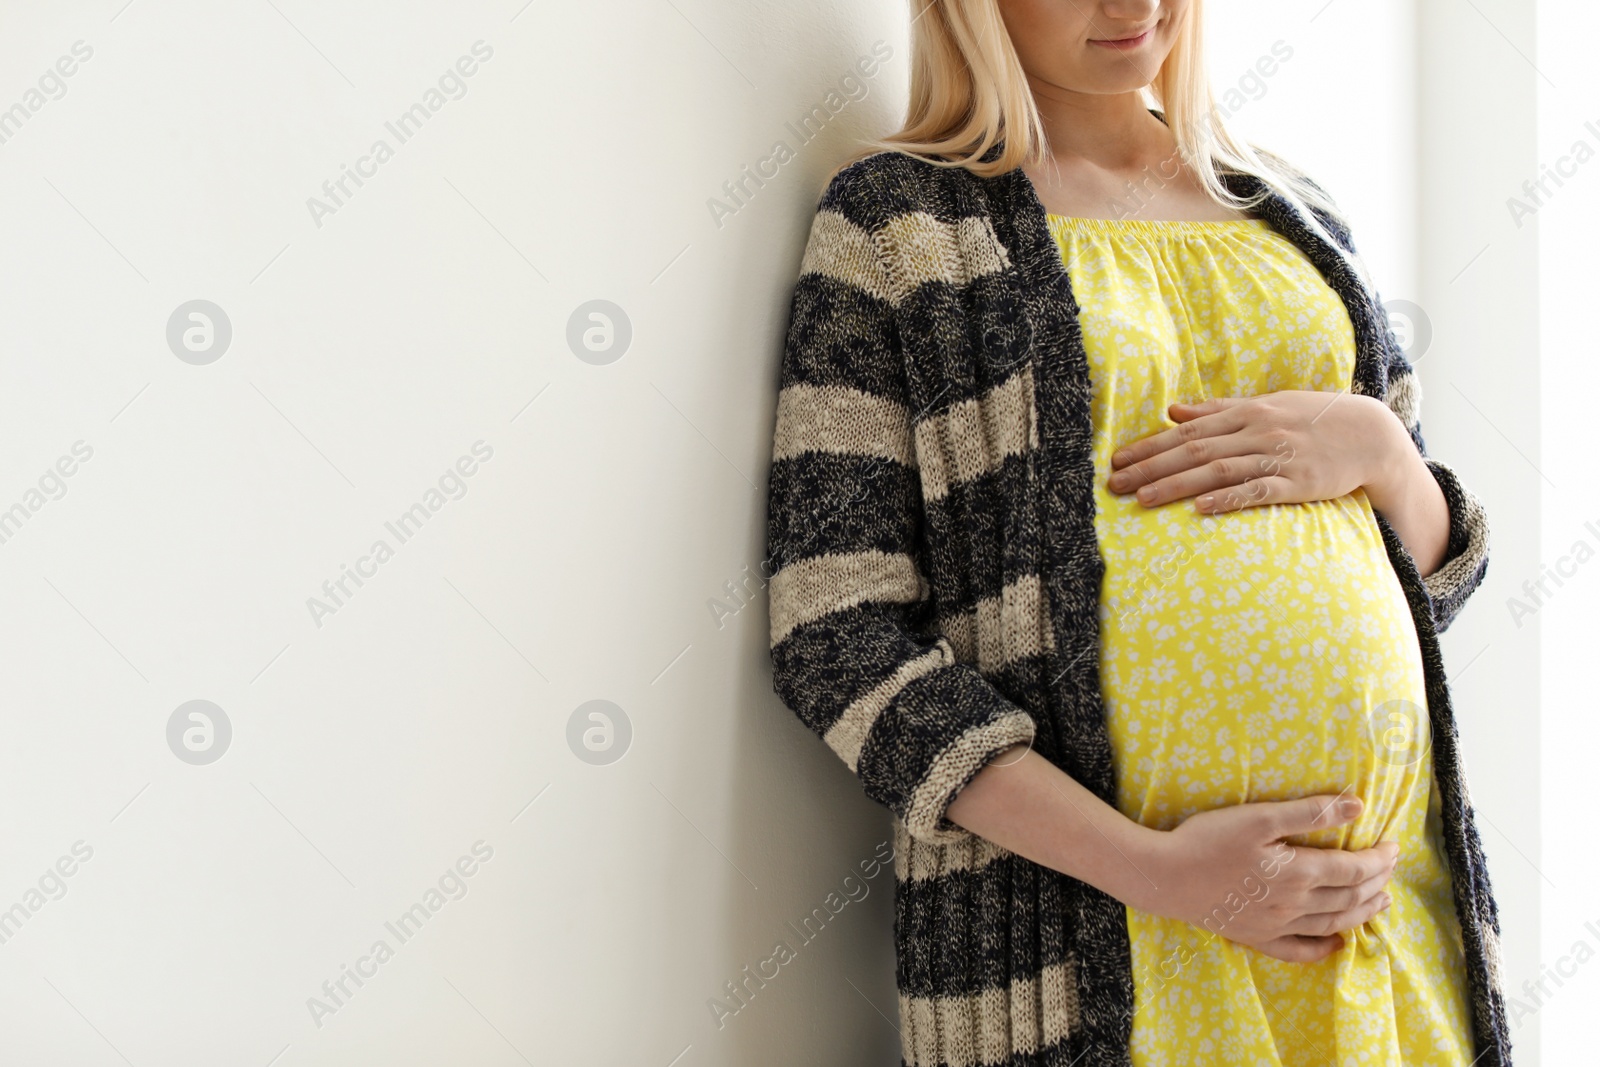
[1129,791,1399,963]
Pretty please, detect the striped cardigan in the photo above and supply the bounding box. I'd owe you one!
[763,139,1511,1067]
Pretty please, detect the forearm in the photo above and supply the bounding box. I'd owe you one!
[1361,409,1451,579]
[945,746,1165,912]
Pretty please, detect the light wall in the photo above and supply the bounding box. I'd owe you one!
[1415,0,1546,1061]
[1534,0,1600,1061]
[0,1,909,1063]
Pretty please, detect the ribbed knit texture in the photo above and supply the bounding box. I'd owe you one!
[764,132,1507,1067]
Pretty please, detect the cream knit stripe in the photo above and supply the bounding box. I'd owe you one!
[1481,916,1507,1014]
[893,820,1013,883]
[824,643,953,771]
[878,212,1014,304]
[771,382,917,466]
[903,711,1038,844]
[914,365,1038,503]
[798,209,897,304]
[767,549,924,647]
[937,572,1056,673]
[798,209,1012,307]
[899,959,1080,1067]
[1385,365,1421,431]
[1421,460,1491,609]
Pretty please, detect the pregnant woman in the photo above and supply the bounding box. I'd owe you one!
[764,1,1511,1065]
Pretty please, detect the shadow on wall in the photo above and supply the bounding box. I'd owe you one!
[690,40,908,1066]
[724,642,902,1065]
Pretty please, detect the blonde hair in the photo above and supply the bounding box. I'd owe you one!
[834,0,1372,287]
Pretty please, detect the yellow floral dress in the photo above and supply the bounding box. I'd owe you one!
[1047,214,1475,1066]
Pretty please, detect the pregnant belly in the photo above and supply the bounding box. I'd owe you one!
[1094,487,1432,853]
[1097,489,1474,1067]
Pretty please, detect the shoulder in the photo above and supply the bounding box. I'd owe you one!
[794,149,1009,307]
[814,148,984,233]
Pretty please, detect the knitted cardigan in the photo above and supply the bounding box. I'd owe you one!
[763,136,1510,1067]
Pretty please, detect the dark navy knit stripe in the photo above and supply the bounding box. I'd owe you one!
[781,272,904,398]
[920,453,1043,612]
[766,451,921,568]
[894,856,1073,997]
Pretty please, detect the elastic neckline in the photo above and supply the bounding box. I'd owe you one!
[1046,213,1268,236]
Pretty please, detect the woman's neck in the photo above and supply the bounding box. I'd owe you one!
[1020,88,1249,223]
[1026,85,1170,167]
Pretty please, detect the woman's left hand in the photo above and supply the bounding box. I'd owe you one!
[1106,390,1405,514]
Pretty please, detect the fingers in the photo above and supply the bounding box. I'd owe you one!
[1109,408,1251,471]
[1168,397,1249,420]
[1303,854,1397,914]
[1285,884,1393,939]
[1270,792,1362,840]
[1109,448,1294,510]
[1295,837,1398,892]
[1250,933,1346,964]
[1194,475,1292,513]
[1109,405,1252,471]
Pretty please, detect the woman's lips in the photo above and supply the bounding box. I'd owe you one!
[1090,28,1153,50]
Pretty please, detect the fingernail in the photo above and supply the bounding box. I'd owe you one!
[1339,796,1360,817]
[1137,485,1156,502]
[1379,893,1391,909]
[1196,494,1213,509]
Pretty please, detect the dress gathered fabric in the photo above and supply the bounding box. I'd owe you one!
[1049,213,1475,1067]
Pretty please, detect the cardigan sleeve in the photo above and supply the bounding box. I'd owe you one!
[764,166,1036,845]
[1282,161,1492,633]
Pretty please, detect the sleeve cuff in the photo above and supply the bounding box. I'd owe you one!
[1421,458,1491,630]
[901,709,1038,845]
